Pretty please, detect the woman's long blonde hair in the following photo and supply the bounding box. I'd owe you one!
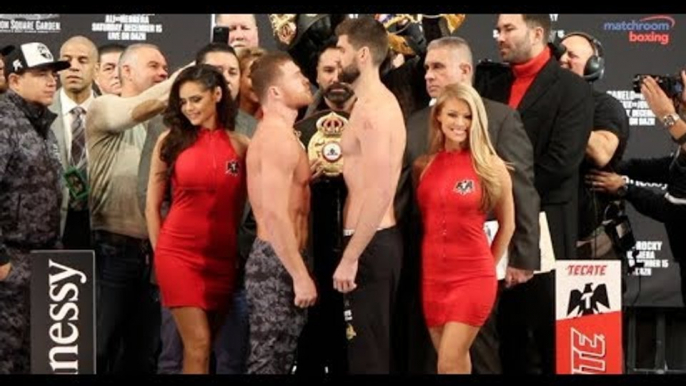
[428,83,504,212]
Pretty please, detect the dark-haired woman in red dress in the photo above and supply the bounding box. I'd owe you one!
[146,64,248,374]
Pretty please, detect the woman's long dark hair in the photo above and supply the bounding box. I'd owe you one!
[160,64,237,182]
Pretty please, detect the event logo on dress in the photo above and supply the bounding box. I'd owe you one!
[603,15,675,46]
[0,14,61,34]
[226,160,240,176]
[454,179,474,195]
[567,283,610,317]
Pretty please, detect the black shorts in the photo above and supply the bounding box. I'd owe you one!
[343,226,402,374]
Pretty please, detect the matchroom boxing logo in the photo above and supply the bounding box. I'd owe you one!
[602,15,675,46]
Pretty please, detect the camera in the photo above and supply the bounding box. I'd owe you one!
[633,72,684,98]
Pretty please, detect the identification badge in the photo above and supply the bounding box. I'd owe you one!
[63,167,89,202]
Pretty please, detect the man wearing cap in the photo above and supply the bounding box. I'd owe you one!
[0,42,69,373]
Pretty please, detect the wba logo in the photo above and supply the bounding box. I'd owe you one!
[454,179,474,195]
[571,328,606,374]
[567,283,610,317]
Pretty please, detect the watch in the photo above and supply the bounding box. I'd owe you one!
[661,113,681,128]
[616,184,629,198]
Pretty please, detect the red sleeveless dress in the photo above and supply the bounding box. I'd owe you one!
[417,149,497,327]
[155,128,245,311]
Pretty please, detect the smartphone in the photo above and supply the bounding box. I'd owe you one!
[212,26,230,44]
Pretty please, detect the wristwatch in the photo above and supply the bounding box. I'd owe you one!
[616,184,629,198]
[661,113,681,128]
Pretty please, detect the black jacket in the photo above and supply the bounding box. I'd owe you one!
[476,53,594,260]
[0,91,63,264]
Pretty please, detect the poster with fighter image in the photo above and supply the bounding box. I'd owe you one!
[556,260,623,374]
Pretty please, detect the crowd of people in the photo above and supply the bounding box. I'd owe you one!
[1,13,685,375]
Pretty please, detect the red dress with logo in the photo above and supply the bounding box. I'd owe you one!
[155,128,245,311]
[417,149,497,327]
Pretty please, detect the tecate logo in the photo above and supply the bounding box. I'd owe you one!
[603,15,675,46]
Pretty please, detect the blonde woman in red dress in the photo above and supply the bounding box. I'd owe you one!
[414,83,515,374]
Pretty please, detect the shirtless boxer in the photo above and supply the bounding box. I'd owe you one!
[244,51,318,374]
[333,17,407,374]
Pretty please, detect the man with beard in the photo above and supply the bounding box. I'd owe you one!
[293,43,356,374]
[475,14,593,374]
[305,43,356,116]
[333,18,406,374]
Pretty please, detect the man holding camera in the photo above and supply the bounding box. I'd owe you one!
[589,71,686,304]
[559,32,631,260]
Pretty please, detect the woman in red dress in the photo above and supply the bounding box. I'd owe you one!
[146,64,249,374]
[414,83,515,374]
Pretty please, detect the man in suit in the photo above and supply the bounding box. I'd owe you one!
[400,36,539,374]
[475,14,594,374]
[49,35,98,249]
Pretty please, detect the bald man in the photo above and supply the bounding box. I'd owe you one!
[559,32,629,259]
[49,35,99,249]
[215,14,260,51]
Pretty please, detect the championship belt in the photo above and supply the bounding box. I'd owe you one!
[268,14,298,46]
[308,111,348,177]
[376,14,467,56]
[422,14,467,36]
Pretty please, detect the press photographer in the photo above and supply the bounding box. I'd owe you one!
[589,71,686,304]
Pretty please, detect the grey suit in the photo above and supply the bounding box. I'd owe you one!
[396,98,540,374]
[48,91,72,237]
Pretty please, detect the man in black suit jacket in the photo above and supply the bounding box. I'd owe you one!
[398,36,540,374]
[475,14,594,374]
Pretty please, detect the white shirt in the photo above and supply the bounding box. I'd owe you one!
[60,88,95,161]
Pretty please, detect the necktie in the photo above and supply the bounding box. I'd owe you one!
[69,106,88,210]
[70,106,86,169]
